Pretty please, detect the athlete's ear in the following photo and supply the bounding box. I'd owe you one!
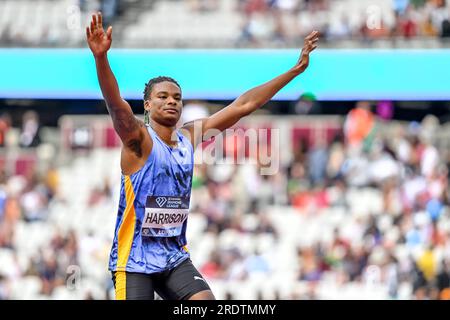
[144,100,151,111]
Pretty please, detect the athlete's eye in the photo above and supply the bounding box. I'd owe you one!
[158,95,167,99]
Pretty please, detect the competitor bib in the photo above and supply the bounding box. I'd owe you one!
[141,196,190,237]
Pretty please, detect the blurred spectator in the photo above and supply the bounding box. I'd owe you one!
[307,137,328,186]
[19,111,41,148]
[441,6,450,38]
[180,100,210,125]
[44,165,60,201]
[421,15,439,36]
[441,15,450,37]
[101,0,120,26]
[417,245,437,282]
[376,101,395,121]
[0,100,449,300]
[0,220,14,249]
[0,113,11,148]
[239,0,269,16]
[421,141,439,179]
[88,177,113,207]
[20,173,49,222]
[79,0,88,12]
[0,24,14,46]
[201,250,225,279]
[344,102,375,150]
[189,0,219,12]
[437,260,450,294]
[394,0,411,15]
[0,274,8,299]
[244,248,271,275]
[394,7,419,38]
[293,92,321,115]
[271,10,288,45]
[326,134,345,180]
[326,15,351,40]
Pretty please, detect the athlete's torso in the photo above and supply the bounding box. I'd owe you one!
[109,125,193,274]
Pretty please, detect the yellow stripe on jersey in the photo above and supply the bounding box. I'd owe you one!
[183,245,189,253]
[115,271,127,300]
[116,175,136,271]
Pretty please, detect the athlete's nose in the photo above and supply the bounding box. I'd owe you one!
[166,96,177,106]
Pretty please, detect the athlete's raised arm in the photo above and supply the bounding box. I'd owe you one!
[86,12,145,149]
[183,31,319,147]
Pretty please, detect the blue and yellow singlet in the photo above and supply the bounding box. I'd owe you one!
[109,125,193,274]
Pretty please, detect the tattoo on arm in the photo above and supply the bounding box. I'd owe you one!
[110,108,143,134]
[108,106,146,157]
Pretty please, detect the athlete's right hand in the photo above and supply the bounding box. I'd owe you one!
[86,12,112,58]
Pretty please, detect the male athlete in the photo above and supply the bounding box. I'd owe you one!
[86,12,319,300]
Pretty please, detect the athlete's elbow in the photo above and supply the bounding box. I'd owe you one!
[240,101,260,117]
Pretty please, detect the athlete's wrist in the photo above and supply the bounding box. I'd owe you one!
[93,52,108,60]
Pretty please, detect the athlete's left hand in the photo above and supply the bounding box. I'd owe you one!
[292,31,319,74]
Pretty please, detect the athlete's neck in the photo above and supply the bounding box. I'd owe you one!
[150,121,178,147]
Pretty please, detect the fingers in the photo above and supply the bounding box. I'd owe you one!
[90,19,95,34]
[98,12,103,28]
[86,26,90,39]
[306,44,318,53]
[106,26,112,40]
[303,30,319,54]
[306,38,318,46]
[306,30,320,42]
[89,12,104,35]
[305,40,315,50]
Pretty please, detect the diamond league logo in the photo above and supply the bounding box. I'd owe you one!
[156,197,168,207]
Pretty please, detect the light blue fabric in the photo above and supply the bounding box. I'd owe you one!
[109,125,194,274]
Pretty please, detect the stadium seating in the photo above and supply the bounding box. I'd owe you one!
[1,0,450,48]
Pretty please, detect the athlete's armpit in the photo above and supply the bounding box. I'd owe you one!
[126,137,143,158]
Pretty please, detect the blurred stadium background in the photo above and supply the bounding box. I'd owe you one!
[1,0,450,300]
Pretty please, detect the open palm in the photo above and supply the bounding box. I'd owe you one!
[86,12,112,57]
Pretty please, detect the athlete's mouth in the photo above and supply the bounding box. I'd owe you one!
[164,108,179,114]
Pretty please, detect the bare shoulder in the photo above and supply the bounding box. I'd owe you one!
[120,117,153,175]
[122,116,152,158]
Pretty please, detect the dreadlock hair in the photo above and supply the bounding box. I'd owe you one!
[143,76,181,125]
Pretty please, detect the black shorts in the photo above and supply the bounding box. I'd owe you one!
[111,258,211,300]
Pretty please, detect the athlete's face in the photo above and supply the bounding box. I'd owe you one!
[145,81,183,127]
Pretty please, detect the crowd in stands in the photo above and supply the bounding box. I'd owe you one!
[236,0,450,46]
[188,102,450,299]
[0,0,450,48]
[0,102,449,299]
